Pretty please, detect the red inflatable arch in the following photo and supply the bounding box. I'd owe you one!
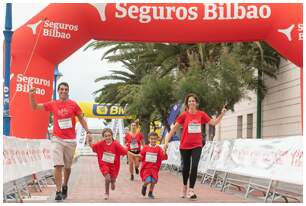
[9,3,302,139]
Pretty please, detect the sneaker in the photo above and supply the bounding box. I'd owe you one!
[148,191,155,199]
[130,174,134,181]
[55,191,62,201]
[62,185,68,200]
[187,191,197,201]
[180,187,187,198]
[135,168,139,175]
[104,193,109,200]
[141,185,147,196]
[189,194,197,200]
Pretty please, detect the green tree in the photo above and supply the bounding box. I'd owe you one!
[86,40,280,141]
[94,60,143,105]
[140,75,176,132]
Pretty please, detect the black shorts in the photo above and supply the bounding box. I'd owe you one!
[129,150,140,154]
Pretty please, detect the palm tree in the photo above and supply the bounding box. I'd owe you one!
[86,40,281,140]
[93,60,143,105]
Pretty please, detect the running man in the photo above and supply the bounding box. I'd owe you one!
[29,82,90,201]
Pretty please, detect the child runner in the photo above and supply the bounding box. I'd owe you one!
[87,128,136,200]
[138,132,168,199]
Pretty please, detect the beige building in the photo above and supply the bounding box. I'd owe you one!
[215,59,302,140]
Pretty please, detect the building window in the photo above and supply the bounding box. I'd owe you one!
[247,113,253,138]
[237,115,243,138]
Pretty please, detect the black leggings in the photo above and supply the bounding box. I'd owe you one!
[180,147,202,188]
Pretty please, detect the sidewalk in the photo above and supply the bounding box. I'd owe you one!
[25,156,252,203]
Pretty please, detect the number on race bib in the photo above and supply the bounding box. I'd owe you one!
[188,123,201,133]
[130,139,139,149]
[102,152,115,164]
[130,142,138,149]
[58,118,73,129]
[145,152,157,163]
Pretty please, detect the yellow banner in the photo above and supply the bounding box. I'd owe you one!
[78,102,133,119]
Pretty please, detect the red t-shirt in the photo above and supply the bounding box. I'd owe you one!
[176,111,211,149]
[139,145,168,182]
[92,140,127,178]
[124,132,144,151]
[43,99,82,139]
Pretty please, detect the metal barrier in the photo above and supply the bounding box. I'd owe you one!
[162,138,303,203]
[3,170,55,203]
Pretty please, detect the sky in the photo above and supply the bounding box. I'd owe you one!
[8,3,124,102]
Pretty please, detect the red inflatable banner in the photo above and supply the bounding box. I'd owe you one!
[9,3,302,138]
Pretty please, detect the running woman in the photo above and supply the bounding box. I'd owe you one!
[124,121,144,180]
[164,93,227,200]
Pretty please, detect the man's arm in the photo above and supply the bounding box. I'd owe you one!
[77,114,90,134]
[29,88,45,110]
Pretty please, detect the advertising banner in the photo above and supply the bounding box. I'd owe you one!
[166,136,303,185]
[3,136,53,183]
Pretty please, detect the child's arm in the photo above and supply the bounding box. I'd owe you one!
[86,134,93,148]
[161,147,168,160]
[117,142,134,157]
[119,141,141,158]
[140,133,145,147]
[139,148,145,161]
[124,134,129,147]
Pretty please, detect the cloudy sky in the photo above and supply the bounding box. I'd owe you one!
[8,3,123,102]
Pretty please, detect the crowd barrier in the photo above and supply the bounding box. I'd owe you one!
[3,136,53,184]
[163,136,303,202]
[165,136,302,185]
[3,136,302,202]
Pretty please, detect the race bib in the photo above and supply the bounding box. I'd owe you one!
[58,118,72,129]
[188,123,201,133]
[102,152,115,164]
[145,152,158,163]
[130,139,139,149]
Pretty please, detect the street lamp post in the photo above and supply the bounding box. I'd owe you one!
[53,65,63,100]
[3,3,13,136]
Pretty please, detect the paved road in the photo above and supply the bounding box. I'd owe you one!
[25,156,252,203]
